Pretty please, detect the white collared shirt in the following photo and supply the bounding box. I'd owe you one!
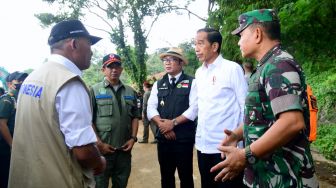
[51,54,97,149]
[195,55,247,153]
[147,71,198,121]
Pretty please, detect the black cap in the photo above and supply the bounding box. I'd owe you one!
[6,71,28,82]
[102,53,122,67]
[48,20,102,45]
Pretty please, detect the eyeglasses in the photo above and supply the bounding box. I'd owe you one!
[162,58,180,63]
[106,63,122,69]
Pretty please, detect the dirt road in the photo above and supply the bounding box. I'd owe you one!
[125,122,335,188]
[127,123,200,188]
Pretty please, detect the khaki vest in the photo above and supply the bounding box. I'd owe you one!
[9,62,94,188]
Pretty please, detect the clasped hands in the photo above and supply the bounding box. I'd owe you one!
[210,129,247,182]
[157,118,176,140]
[97,139,135,155]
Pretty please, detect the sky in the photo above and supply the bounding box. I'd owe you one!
[0,0,208,73]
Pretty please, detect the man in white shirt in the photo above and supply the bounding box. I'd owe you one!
[194,28,248,188]
[147,47,198,188]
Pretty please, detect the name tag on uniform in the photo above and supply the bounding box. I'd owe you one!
[124,96,135,100]
[96,95,112,99]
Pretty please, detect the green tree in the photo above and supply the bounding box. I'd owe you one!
[81,49,104,87]
[178,41,199,76]
[208,0,336,123]
[36,0,197,92]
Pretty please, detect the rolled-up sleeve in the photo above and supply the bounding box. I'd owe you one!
[147,81,159,120]
[56,80,97,149]
[232,65,248,124]
[182,79,198,121]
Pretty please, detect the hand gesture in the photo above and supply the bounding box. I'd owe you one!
[122,138,136,152]
[97,142,115,155]
[210,146,246,182]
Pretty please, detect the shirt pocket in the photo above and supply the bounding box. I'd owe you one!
[125,99,135,117]
[97,99,113,117]
[96,125,112,143]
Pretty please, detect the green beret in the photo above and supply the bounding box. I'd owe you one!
[231,9,278,35]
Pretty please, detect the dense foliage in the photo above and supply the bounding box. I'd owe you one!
[208,0,336,124]
[36,0,195,91]
[312,124,336,161]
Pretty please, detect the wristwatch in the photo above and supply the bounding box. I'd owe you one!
[130,136,138,142]
[245,145,257,165]
[172,118,178,126]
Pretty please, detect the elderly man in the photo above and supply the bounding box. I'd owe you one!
[8,20,106,188]
[211,9,319,188]
[147,47,198,188]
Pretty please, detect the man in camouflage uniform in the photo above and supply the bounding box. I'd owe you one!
[0,71,27,188]
[90,53,141,188]
[211,9,319,188]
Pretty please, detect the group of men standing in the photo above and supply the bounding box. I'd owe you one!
[0,8,318,188]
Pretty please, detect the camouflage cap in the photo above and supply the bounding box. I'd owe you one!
[231,9,278,35]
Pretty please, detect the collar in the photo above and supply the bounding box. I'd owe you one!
[48,54,83,77]
[201,55,223,69]
[168,71,182,81]
[103,78,124,88]
[8,90,18,99]
[258,44,281,67]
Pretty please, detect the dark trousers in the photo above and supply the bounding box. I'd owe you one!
[95,151,131,188]
[0,153,10,188]
[142,119,157,142]
[157,142,194,188]
[197,150,246,188]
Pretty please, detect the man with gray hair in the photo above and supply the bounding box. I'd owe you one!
[9,20,106,188]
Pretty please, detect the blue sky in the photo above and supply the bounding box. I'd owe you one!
[0,0,207,73]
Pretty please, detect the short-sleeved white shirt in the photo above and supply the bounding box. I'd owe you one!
[50,54,97,149]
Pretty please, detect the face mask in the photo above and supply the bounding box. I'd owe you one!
[14,83,22,91]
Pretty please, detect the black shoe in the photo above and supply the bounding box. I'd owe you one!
[138,140,148,144]
[150,140,158,144]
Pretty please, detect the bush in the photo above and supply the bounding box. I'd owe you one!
[302,57,336,123]
[311,124,336,161]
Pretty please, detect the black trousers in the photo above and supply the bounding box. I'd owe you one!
[0,153,10,188]
[157,142,194,188]
[197,150,247,188]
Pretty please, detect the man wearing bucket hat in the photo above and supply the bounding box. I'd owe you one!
[211,9,319,188]
[0,71,27,188]
[9,20,106,188]
[90,53,141,188]
[147,47,197,188]
[193,28,247,188]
